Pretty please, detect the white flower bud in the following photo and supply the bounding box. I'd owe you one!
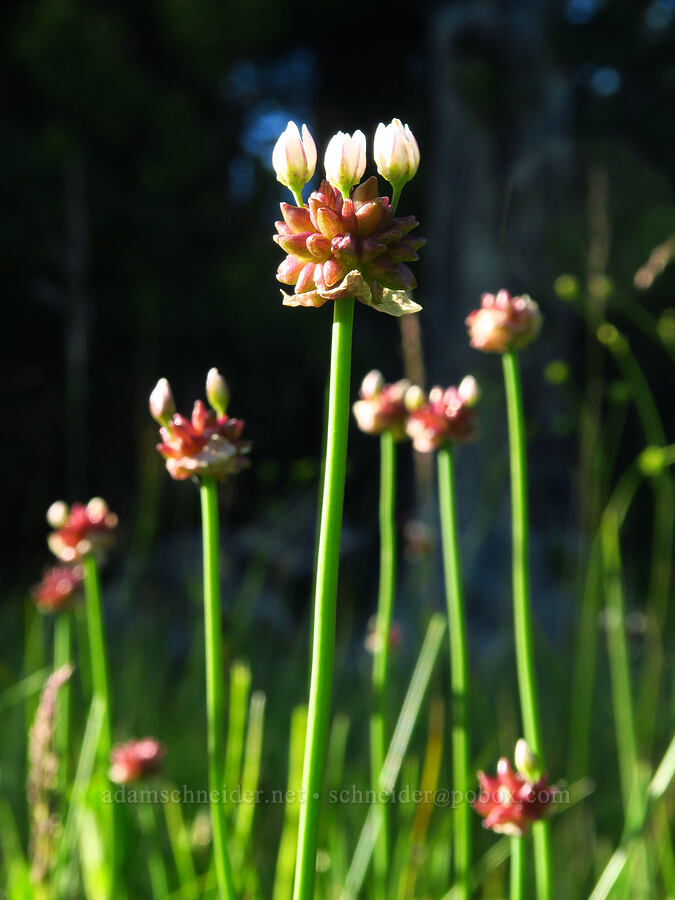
[272,122,317,195]
[324,130,366,198]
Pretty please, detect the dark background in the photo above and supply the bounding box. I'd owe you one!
[3,0,675,634]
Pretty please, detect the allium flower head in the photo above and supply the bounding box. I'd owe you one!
[324,130,367,198]
[406,380,478,452]
[274,176,425,317]
[472,750,557,836]
[374,118,420,190]
[153,372,251,481]
[109,738,165,784]
[352,370,416,439]
[33,565,83,613]
[47,498,118,563]
[466,290,542,354]
[273,122,317,195]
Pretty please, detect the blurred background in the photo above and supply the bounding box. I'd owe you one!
[2,0,675,892]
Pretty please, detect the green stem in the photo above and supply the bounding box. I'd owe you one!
[437,446,471,899]
[293,297,355,900]
[138,802,170,900]
[54,612,72,785]
[390,184,403,216]
[292,188,305,208]
[200,476,237,900]
[82,554,111,753]
[510,837,524,900]
[502,351,552,900]
[370,429,397,900]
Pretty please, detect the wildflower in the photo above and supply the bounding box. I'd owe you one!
[324,130,366,198]
[28,664,74,885]
[273,122,317,195]
[109,738,166,784]
[373,118,420,192]
[152,372,251,481]
[274,177,425,316]
[472,745,557,836]
[33,565,83,613]
[352,371,417,439]
[405,378,479,452]
[47,498,118,563]
[466,289,542,354]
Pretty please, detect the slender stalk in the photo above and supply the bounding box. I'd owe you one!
[54,612,72,785]
[510,837,524,900]
[370,429,397,900]
[502,351,552,900]
[293,296,355,900]
[437,446,471,900]
[138,802,170,900]
[200,476,236,900]
[81,554,111,753]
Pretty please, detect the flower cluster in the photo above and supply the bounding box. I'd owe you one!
[472,741,557,836]
[352,370,415,440]
[273,120,425,318]
[352,372,480,451]
[33,565,83,613]
[47,498,118,563]
[150,369,251,481]
[109,738,166,784]
[466,289,542,354]
[405,377,480,452]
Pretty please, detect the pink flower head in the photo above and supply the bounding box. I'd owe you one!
[405,380,478,452]
[47,498,118,563]
[109,738,166,784]
[32,565,83,613]
[473,755,557,836]
[274,177,425,317]
[153,373,251,481]
[466,289,542,353]
[352,370,415,440]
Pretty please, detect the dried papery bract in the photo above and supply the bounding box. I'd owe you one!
[109,738,166,784]
[466,290,543,354]
[47,498,118,563]
[28,664,74,886]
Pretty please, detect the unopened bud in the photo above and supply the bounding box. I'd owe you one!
[324,130,366,198]
[404,384,426,411]
[46,501,69,529]
[206,368,230,418]
[458,375,480,407]
[374,118,420,191]
[272,122,317,196]
[514,738,540,781]
[360,369,385,399]
[149,378,176,426]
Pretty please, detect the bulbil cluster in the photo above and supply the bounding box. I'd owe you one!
[150,369,251,481]
[33,565,83,613]
[466,289,542,354]
[472,740,557,836]
[109,738,166,784]
[46,498,118,564]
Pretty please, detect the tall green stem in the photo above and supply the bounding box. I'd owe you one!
[200,476,236,900]
[293,296,355,900]
[437,445,471,900]
[370,429,396,900]
[502,351,552,900]
[82,554,111,753]
[510,836,524,900]
[54,612,72,784]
